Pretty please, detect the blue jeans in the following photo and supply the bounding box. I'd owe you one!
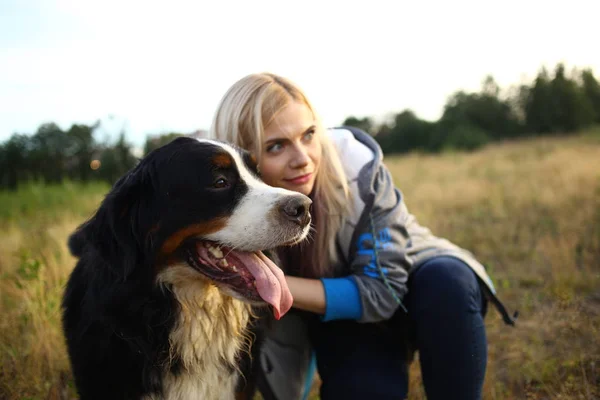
[310,257,489,400]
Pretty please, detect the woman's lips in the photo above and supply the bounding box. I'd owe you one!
[284,173,312,185]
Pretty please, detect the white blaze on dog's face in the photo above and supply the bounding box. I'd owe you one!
[155,138,312,320]
[201,140,312,250]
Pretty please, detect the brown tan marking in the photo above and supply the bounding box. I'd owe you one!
[212,152,233,169]
[249,153,258,167]
[160,218,228,255]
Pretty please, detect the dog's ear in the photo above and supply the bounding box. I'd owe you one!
[70,164,152,280]
[68,172,132,258]
[68,220,92,257]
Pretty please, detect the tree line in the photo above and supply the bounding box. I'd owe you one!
[0,122,137,190]
[1,63,599,190]
[0,121,193,190]
[344,63,600,154]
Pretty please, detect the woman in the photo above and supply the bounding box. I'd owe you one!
[209,73,516,400]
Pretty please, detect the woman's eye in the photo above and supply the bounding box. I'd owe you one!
[266,142,283,153]
[304,129,315,141]
[213,177,228,189]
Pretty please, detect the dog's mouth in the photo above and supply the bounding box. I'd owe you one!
[182,240,293,320]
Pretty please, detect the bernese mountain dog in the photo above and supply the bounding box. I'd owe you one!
[62,137,311,400]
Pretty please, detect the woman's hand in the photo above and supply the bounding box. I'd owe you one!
[285,276,326,315]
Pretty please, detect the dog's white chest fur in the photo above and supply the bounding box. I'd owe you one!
[157,372,237,400]
[151,266,252,400]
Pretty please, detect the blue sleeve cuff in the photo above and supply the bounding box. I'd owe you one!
[320,276,363,321]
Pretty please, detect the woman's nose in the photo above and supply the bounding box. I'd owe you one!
[289,146,310,169]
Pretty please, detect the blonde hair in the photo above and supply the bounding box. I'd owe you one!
[209,73,350,278]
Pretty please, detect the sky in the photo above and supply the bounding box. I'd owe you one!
[1,0,599,147]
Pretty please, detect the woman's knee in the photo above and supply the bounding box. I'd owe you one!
[408,256,484,314]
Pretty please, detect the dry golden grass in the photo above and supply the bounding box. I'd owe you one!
[385,133,600,400]
[1,133,599,399]
[0,182,108,399]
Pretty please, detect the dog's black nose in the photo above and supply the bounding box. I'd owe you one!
[279,195,312,226]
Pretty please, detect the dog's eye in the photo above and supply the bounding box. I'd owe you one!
[213,177,229,189]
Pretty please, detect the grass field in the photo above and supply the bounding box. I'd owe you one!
[1,132,599,399]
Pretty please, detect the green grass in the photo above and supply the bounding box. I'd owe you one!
[1,134,599,399]
[0,181,109,223]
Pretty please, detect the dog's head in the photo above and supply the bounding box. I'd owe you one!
[69,137,311,319]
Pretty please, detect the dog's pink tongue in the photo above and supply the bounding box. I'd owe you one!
[234,251,293,319]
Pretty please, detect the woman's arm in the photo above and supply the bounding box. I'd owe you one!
[284,167,412,323]
[286,276,326,315]
[286,275,364,323]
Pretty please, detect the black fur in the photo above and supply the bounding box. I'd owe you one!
[62,137,254,399]
[235,307,273,398]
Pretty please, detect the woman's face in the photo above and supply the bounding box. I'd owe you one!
[259,101,322,196]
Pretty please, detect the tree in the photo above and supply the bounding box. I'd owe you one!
[525,68,554,134]
[65,122,99,181]
[441,123,491,151]
[547,63,595,132]
[0,134,31,190]
[29,123,70,183]
[581,68,600,123]
[377,110,437,153]
[441,76,522,141]
[342,116,374,135]
[506,84,530,129]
